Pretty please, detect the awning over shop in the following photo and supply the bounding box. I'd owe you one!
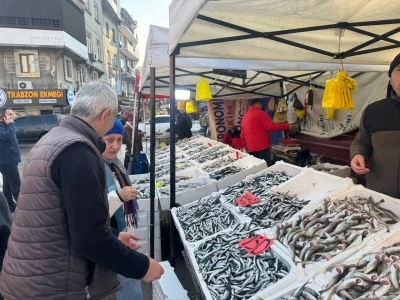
[169,0,400,67]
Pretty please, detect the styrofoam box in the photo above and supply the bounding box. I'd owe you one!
[137,210,160,227]
[316,222,400,300]
[311,162,351,178]
[269,185,399,278]
[158,167,208,183]
[137,197,159,212]
[158,180,218,210]
[129,224,161,240]
[270,168,354,205]
[186,235,305,300]
[136,237,161,253]
[246,161,304,180]
[268,282,323,300]
[215,156,268,191]
[152,261,190,300]
[199,151,249,170]
[171,194,239,248]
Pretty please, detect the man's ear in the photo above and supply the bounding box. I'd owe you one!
[100,109,111,124]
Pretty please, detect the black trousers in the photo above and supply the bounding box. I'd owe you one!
[249,149,271,166]
[0,164,20,211]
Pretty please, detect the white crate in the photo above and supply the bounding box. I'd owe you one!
[186,235,305,300]
[311,163,351,178]
[136,210,160,227]
[271,168,354,205]
[158,167,208,184]
[151,261,190,300]
[129,173,150,184]
[214,156,268,190]
[158,179,218,210]
[267,281,323,300]
[129,224,161,240]
[142,250,162,262]
[246,161,304,180]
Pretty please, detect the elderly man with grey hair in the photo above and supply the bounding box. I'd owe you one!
[0,81,164,300]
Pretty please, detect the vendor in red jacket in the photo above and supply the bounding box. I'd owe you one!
[241,99,292,165]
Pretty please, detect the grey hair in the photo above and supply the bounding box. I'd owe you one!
[71,81,118,120]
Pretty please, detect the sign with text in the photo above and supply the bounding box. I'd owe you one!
[239,235,274,256]
[0,88,68,106]
[236,192,261,207]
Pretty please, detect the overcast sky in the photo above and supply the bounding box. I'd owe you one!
[121,0,171,68]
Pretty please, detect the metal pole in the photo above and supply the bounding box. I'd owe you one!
[169,54,176,266]
[150,67,156,259]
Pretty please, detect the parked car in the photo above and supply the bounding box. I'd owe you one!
[138,115,171,136]
[14,114,62,142]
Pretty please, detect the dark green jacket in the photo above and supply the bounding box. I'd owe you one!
[350,91,400,198]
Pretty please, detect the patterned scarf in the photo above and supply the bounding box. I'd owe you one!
[111,163,139,228]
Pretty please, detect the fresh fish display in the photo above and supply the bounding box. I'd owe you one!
[191,148,233,164]
[155,161,197,178]
[238,191,310,228]
[195,222,290,300]
[130,178,150,185]
[185,145,209,156]
[280,285,320,300]
[321,242,400,299]
[276,197,399,264]
[136,185,151,199]
[158,182,205,197]
[179,142,204,151]
[319,167,339,173]
[156,176,192,187]
[221,171,291,202]
[209,166,244,181]
[202,157,236,173]
[175,194,236,242]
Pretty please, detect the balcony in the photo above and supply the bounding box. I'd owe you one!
[122,66,135,78]
[101,0,120,22]
[120,42,138,62]
[120,21,137,45]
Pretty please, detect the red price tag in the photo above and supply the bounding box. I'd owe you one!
[236,192,260,207]
[239,235,274,256]
[208,143,212,147]
[236,151,239,160]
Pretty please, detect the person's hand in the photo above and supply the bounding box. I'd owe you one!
[118,186,138,202]
[142,258,165,282]
[351,154,370,175]
[4,116,14,125]
[118,232,142,250]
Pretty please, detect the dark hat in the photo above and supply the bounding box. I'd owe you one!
[389,53,400,77]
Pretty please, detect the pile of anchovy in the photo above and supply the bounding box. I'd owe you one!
[209,166,245,181]
[185,145,209,156]
[202,157,236,173]
[136,185,151,199]
[130,177,150,185]
[155,161,197,178]
[156,176,192,187]
[238,191,310,228]
[195,222,289,300]
[158,182,206,197]
[175,194,236,242]
[195,149,233,164]
[276,197,399,264]
[179,142,204,151]
[221,171,291,202]
[280,284,320,300]
[321,243,400,300]
[319,167,339,173]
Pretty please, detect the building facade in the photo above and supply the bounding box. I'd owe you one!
[0,0,87,116]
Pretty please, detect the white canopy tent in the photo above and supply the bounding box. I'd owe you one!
[169,0,400,67]
[140,25,390,99]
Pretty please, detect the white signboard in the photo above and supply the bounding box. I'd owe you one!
[0,28,88,60]
[67,89,75,105]
[39,99,57,104]
[14,99,32,104]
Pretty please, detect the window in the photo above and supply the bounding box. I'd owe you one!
[14,118,26,128]
[19,54,35,73]
[86,0,91,13]
[156,117,170,124]
[15,50,40,77]
[92,71,98,80]
[27,116,40,127]
[107,50,111,65]
[96,40,101,60]
[129,84,133,94]
[44,115,58,125]
[122,82,127,94]
[113,54,117,66]
[106,23,110,37]
[127,60,132,68]
[86,31,92,54]
[94,2,100,22]
[82,68,88,84]
[112,29,116,43]
[64,56,73,82]
[121,56,125,68]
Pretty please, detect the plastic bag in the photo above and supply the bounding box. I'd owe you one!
[296,109,305,119]
[268,97,276,112]
[287,100,297,124]
[196,77,212,101]
[273,98,288,123]
[322,71,356,110]
[185,100,197,114]
[292,93,304,110]
[325,108,335,120]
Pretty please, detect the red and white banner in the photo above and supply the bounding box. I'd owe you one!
[208,99,250,141]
